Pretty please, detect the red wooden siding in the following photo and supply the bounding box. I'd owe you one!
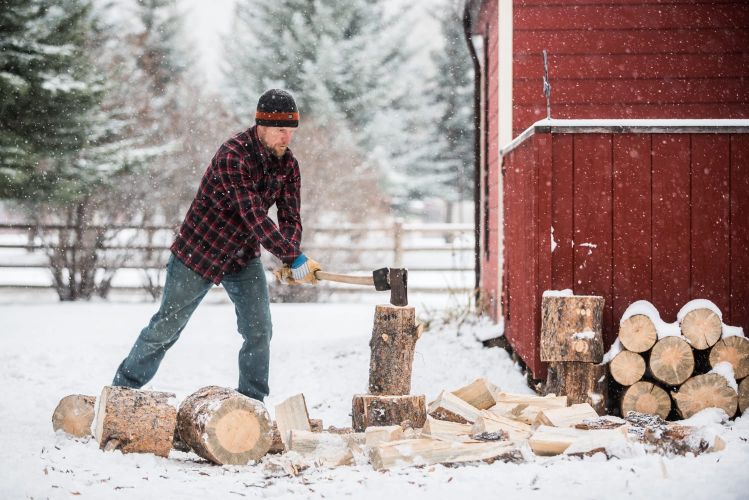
[502,129,749,379]
[512,1,749,135]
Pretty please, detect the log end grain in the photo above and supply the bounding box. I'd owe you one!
[52,394,96,438]
[621,381,671,420]
[680,308,722,350]
[650,336,694,386]
[618,315,657,353]
[672,373,738,419]
[609,351,646,386]
[709,336,749,380]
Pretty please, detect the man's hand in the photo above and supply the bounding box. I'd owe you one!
[290,254,321,284]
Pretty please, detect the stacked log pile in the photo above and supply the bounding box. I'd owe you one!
[606,299,747,419]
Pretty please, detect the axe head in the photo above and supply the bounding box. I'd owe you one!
[372,267,390,291]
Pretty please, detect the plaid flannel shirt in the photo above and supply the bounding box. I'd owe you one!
[171,126,302,284]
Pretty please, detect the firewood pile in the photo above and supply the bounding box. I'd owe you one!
[606,299,748,420]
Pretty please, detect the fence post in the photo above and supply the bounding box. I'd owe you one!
[393,218,403,267]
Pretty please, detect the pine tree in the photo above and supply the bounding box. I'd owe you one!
[0,0,100,200]
[409,6,474,211]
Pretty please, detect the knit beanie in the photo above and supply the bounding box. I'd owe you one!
[255,89,299,127]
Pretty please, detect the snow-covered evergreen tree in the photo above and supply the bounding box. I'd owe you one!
[0,0,100,200]
[408,6,474,210]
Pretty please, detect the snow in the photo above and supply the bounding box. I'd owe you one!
[709,362,739,392]
[602,338,623,364]
[542,289,573,297]
[2,298,749,499]
[677,299,745,339]
[620,300,681,339]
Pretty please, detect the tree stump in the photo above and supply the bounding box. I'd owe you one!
[609,350,646,386]
[739,378,749,414]
[649,336,694,386]
[672,373,738,419]
[680,308,722,350]
[368,305,420,395]
[618,315,657,353]
[540,295,604,362]
[52,394,95,438]
[709,336,749,380]
[544,361,607,415]
[352,394,426,432]
[620,381,671,419]
[93,386,177,457]
[176,386,273,465]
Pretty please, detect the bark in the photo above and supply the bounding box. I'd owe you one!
[368,305,419,395]
[544,361,607,415]
[351,394,426,432]
[540,295,604,362]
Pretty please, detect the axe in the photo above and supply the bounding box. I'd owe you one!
[314,268,408,306]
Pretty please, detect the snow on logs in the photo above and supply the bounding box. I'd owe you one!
[605,299,746,420]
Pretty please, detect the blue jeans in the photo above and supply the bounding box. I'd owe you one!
[112,254,272,401]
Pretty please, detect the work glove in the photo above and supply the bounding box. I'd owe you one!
[290,254,321,284]
[272,265,296,285]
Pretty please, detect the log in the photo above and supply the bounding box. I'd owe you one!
[451,378,497,410]
[471,412,533,442]
[544,361,607,415]
[274,393,311,451]
[609,350,646,386]
[649,336,694,386]
[93,386,177,457]
[287,430,355,467]
[618,314,658,353]
[534,403,599,428]
[422,416,478,443]
[680,308,722,350]
[489,393,568,424]
[493,392,568,406]
[620,381,671,419]
[368,305,419,395]
[52,394,96,438]
[739,377,749,414]
[528,426,623,456]
[427,390,483,423]
[351,394,426,432]
[540,295,604,362]
[176,386,273,465]
[625,412,726,455]
[269,418,322,454]
[672,373,738,419]
[369,438,520,470]
[365,425,404,447]
[709,336,749,380]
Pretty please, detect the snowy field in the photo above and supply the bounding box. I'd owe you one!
[1,296,748,499]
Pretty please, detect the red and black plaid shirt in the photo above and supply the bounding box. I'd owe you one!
[171,126,302,284]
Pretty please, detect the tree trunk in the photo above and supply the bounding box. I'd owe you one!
[544,361,607,415]
[709,336,749,380]
[540,295,604,362]
[176,386,273,465]
[618,314,657,353]
[620,381,671,419]
[368,305,420,395]
[351,394,426,432]
[609,350,646,386]
[52,394,96,438]
[672,373,738,419]
[649,336,694,386]
[93,386,177,457]
[680,308,722,350]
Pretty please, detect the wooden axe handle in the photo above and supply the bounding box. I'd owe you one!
[314,270,374,287]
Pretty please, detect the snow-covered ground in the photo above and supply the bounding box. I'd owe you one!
[1,296,748,499]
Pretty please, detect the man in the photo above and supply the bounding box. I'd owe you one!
[112,89,320,402]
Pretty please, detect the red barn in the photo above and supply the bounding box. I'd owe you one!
[462,0,749,379]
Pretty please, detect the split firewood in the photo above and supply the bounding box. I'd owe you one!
[369,438,520,470]
[421,416,477,443]
[618,314,658,353]
[563,428,631,457]
[649,336,694,386]
[609,350,646,386]
[287,430,356,467]
[274,393,311,451]
[489,393,568,425]
[534,403,598,428]
[493,392,568,406]
[624,412,725,455]
[451,378,498,410]
[471,412,533,442]
[52,394,95,438]
[369,304,420,395]
[427,390,483,423]
[620,381,671,419]
[709,336,749,380]
[528,426,621,456]
[269,418,323,454]
[365,425,404,447]
[544,362,607,414]
[672,373,738,419]
[738,377,749,414]
[680,308,722,350]
[94,386,177,458]
[540,295,604,362]
[176,386,273,465]
[351,394,426,431]
[574,415,627,430]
